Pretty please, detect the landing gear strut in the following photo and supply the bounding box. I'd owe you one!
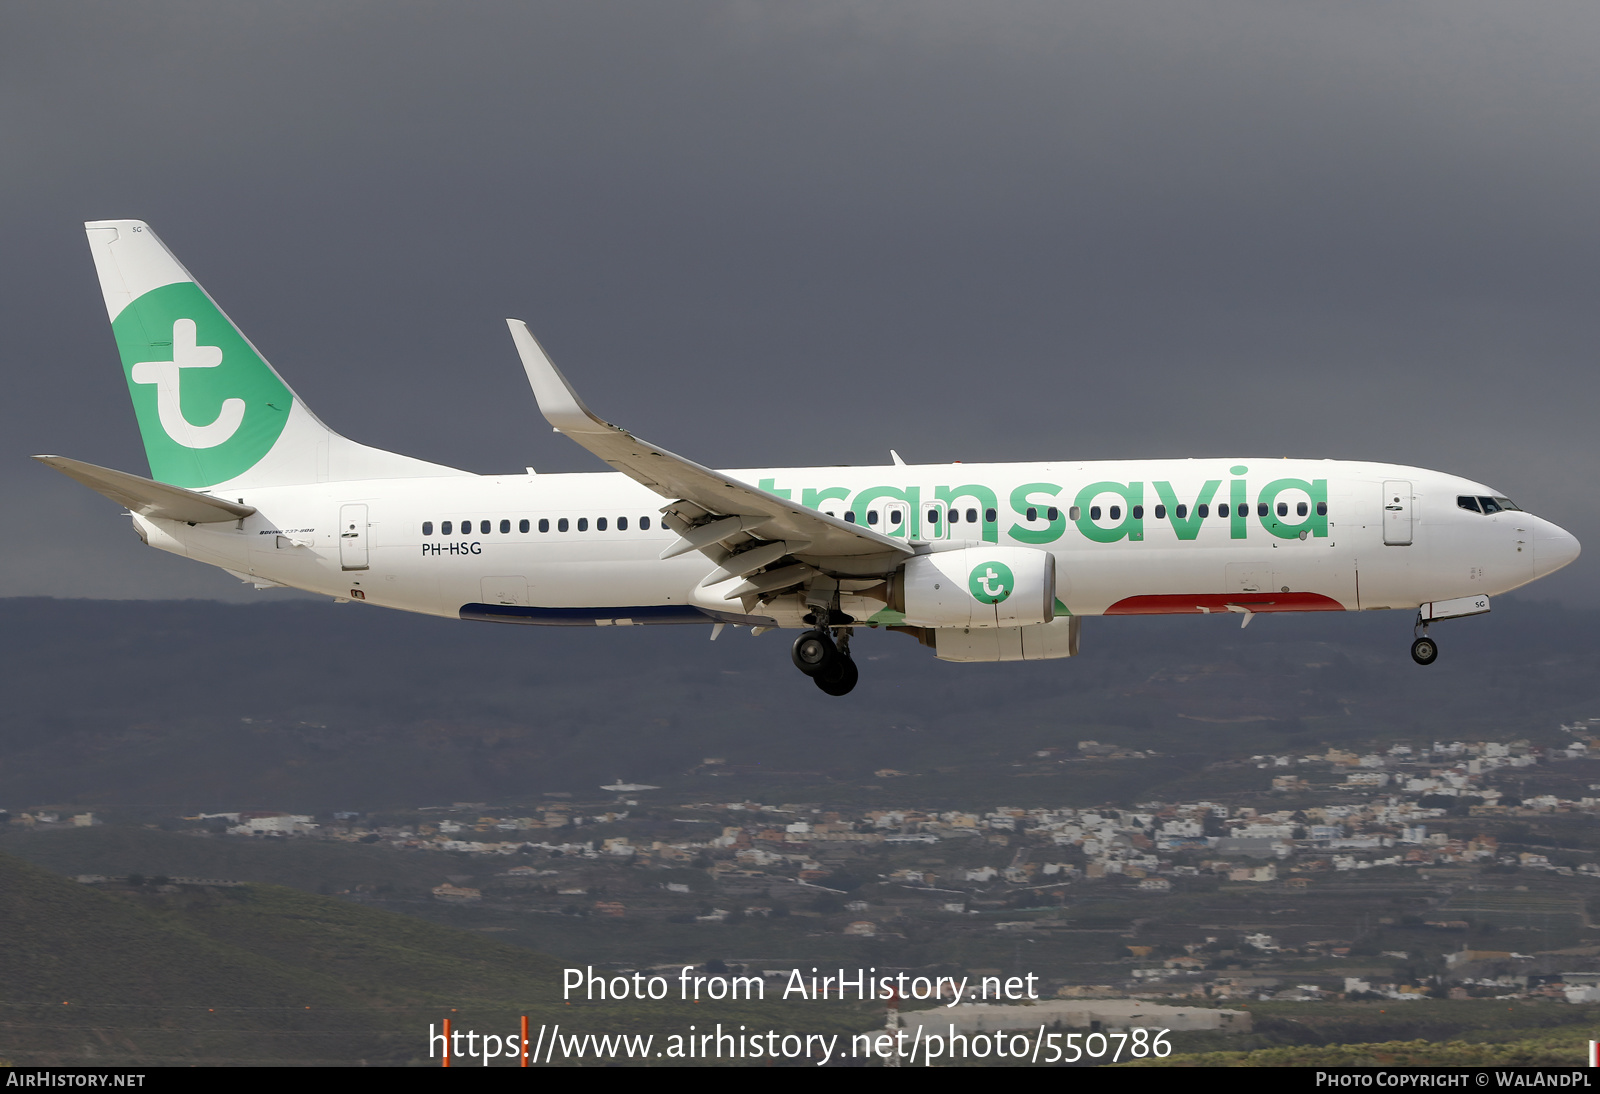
[1411,613,1438,666]
[790,626,858,696]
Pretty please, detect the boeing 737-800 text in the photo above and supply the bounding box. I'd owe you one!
[38,221,1581,696]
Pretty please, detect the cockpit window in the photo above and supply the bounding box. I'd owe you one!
[1459,495,1522,515]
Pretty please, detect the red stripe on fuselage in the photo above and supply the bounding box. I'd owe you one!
[1104,592,1347,615]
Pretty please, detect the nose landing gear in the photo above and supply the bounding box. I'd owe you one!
[791,627,859,696]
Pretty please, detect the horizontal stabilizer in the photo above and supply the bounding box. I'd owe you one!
[34,455,256,523]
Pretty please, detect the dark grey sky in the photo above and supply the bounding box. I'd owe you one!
[5,1,1596,603]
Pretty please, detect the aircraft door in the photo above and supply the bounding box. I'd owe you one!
[884,501,910,538]
[1382,481,1413,546]
[339,504,369,570]
[920,500,948,541]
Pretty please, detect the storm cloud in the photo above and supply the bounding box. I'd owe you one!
[5,1,1595,601]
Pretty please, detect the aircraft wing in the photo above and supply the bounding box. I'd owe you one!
[34,455,257,523]
[506,320,911,571]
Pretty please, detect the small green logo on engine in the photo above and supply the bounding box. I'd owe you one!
[968,561,1015,604]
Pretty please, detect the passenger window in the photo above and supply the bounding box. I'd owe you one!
[967,508,978,523]
[891,510,903,526]
[1026,507,1037,521]
[1176,504,1188,519]
[1218,504,1229,518]
[926,509,940,524]
[1090,506,1101,521]
[538,518,549,533]
[1276,503,1287,517]
[558,518,569,532]
[1257,503,1268,518]
[460,520,471,535]
[1154,505,1166,519]
[984,508,996,524]
[578,518,588,531]
[867,510,879,525]
[947,509,958,524]
[1068,506,1081,521]
[1046,507,1058,521]
[640,516,651,530]
[1131,505,1143,519]
[618,516,628,530]
[1296,502,1307,517]
[845,511,857,524]
[1197,504,1208,518]
[500,519,511,534]
[422,521,434,536]
[597,517,608,531]
[519,519,530,533]
[1316,502,1327,517]
[441,521,452,535]
[1110,506,1122,520]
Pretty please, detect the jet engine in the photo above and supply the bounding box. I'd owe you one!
[894,547,1056,628]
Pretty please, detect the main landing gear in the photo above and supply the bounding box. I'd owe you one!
[791,627,859,696]
[1411,613,1438,666]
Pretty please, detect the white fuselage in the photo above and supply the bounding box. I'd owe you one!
[132,457,1576,631]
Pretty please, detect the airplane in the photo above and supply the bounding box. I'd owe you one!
[37,220,1581,697]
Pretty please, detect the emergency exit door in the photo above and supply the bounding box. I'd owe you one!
[1382,481,1412,546]
[339,504,369,570]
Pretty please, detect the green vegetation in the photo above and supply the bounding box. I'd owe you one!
[1125,1032,1594,1067]
[0,852,869,1066]
[1100,999,1600,1068]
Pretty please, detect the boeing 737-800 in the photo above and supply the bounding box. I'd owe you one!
[38,221,1581,696]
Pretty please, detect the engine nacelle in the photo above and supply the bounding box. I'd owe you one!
[934,615,1081,662]
[898,547,1056,628]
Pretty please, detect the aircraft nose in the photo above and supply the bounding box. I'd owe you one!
[1534,519,1581,578]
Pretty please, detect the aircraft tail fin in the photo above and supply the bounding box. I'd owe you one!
[84,220,459,490]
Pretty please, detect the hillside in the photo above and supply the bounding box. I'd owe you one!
[0,851,854,1066]
[2,595,1597,814]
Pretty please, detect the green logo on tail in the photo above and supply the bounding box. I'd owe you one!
[112,282,291,488]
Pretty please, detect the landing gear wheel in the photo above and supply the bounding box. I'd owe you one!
[791,629,836,676]
[1411,637,1438,666]
[814,655,859,696]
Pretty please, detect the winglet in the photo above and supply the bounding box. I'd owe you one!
[499,318,911,560]
[506,320,612,436]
